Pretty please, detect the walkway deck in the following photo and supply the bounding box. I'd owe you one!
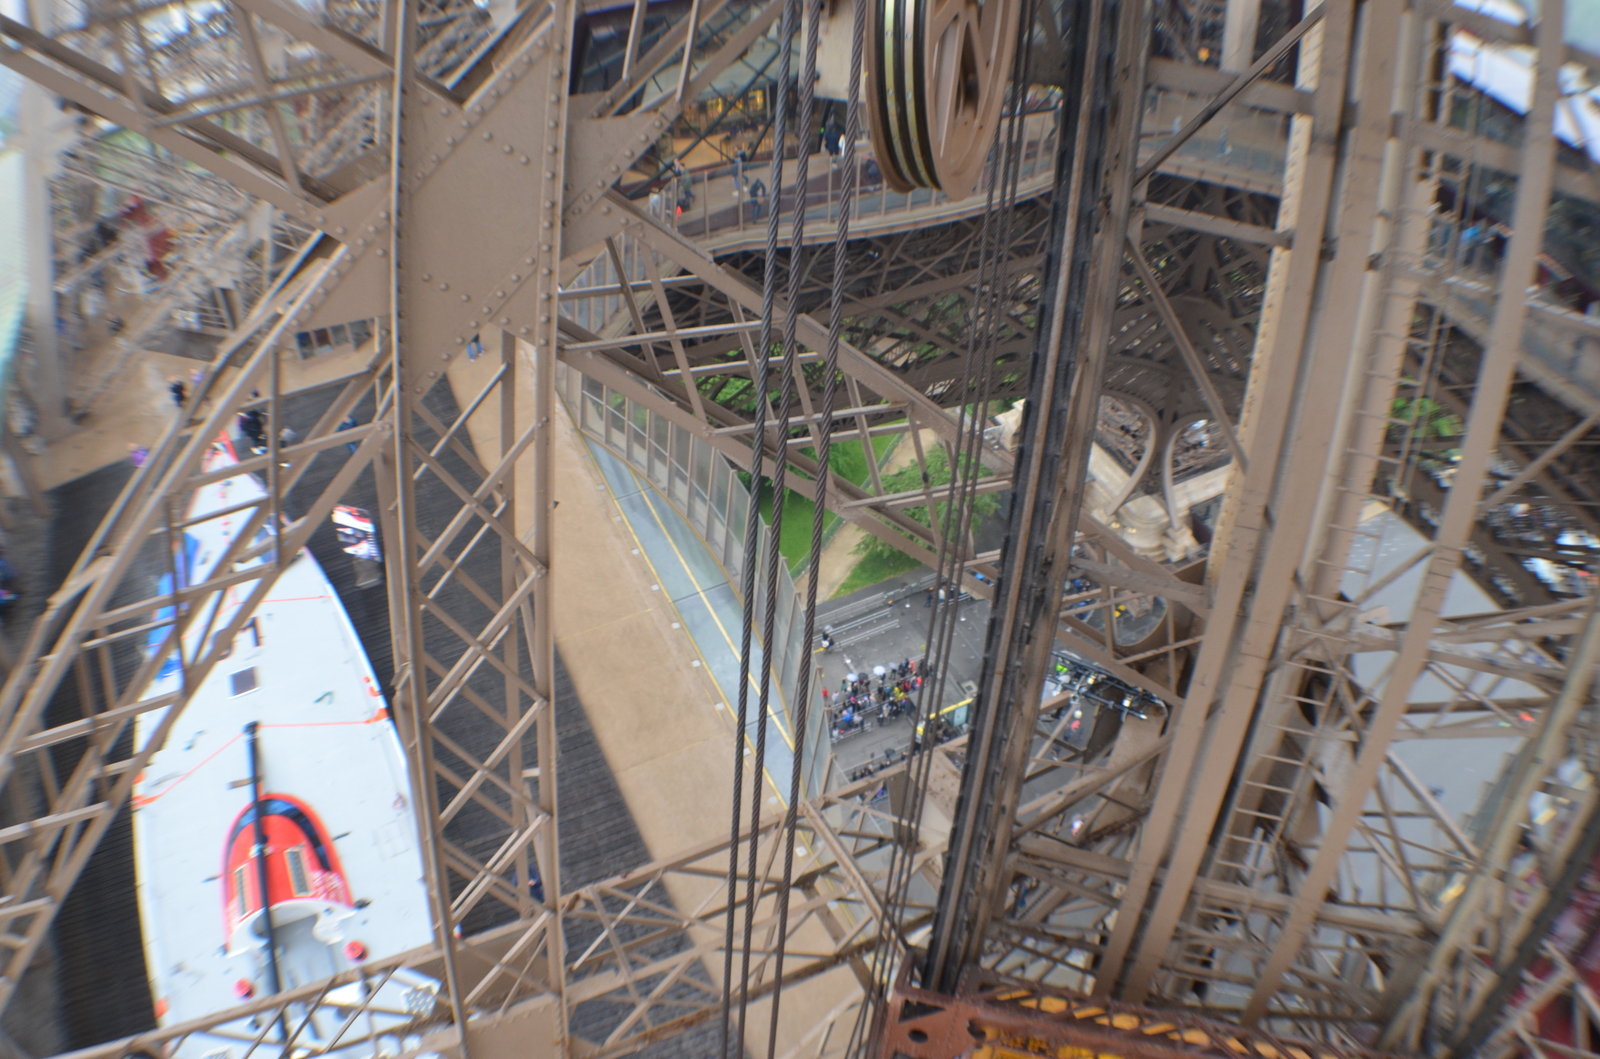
[549,405,754,856]
[577,430,797,808]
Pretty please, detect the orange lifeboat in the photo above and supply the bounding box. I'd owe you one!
[222,794,354,957]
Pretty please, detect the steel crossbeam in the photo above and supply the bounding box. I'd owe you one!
[24,750,961,1059]
[0,257,390,1010]
[906,3,1600,1053]
[4,0,1600,1053]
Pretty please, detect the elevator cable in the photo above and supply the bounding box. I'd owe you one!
[718,0,1044,1049]
[719,0,800,1048]
[841,0,1045,1051]
[760,0,832,1049]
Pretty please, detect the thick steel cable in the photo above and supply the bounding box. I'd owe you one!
[719,0,798,1050]
[842,5,1044,1052]
[762,0,828,1052]
[920,18,1041,740]
[737,0,817,1041]
[731,0,805,1048]
[919,0,1093,984]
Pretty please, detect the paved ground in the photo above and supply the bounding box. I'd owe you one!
[581,440,796,804]
[814,573,991,779]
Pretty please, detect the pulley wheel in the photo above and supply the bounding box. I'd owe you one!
[865,0,1020,200]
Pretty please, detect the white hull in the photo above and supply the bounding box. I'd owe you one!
[132,438,436,1057]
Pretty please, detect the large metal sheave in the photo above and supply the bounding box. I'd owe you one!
[1,0,1599,1055]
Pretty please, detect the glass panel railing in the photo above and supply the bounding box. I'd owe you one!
[555,359,831,798]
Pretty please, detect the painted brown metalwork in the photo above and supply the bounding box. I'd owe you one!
[878,972,1379,1059]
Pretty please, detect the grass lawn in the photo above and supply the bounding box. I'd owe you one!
[832,543,924,598]
[828,426,1006,599]
[755,433,897,571]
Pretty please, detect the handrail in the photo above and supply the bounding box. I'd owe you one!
[642,77,1304,255]
[646,108,1062,251]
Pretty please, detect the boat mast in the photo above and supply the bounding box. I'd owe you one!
[244,722,289,1032]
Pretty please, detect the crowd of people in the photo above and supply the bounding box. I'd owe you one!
[847,747,909,785]
[824,658,923,742]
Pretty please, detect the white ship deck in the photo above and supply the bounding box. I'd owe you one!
[132,438,436,1057]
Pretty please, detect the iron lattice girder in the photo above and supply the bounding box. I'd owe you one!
[879,975,1382,1059]
[5,0,1600,1050]
[0,257,390,1009]
[3,0,559,207]
[703,211,1055,404]
[898,0,1157,999]
[983,583,1580,1002]
[0,0,994,1037]
[603,203,1264,426]
[23,748,962,1059]
[0,0,628,1022]
[558,201,1011,583]
[1225,4,1571,1032]
[1405,326,1600,601]
[959,6,1600,1055]
[556,196,1272,657]
[44,130,328,419]
[0,0,1437,607]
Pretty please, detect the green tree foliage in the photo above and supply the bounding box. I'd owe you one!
[1391,395,1463,441]
[747,433,897,571]
[849,445,1003,571]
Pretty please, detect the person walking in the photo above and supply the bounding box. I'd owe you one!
[339,413,360,454]
[168,376,187,409]
[238,408,267,453]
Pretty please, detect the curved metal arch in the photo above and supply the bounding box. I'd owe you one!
[1160,410,1230,531]
[1095,390,1163,519]
[1100,352,1246,424]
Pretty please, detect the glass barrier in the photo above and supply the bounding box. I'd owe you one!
[555,360,831,799]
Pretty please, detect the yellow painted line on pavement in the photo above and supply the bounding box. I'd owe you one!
[580,439,792,806]
[627,467,797,750]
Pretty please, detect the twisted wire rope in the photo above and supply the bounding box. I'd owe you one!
[840,3,1046,1051]
[762,0,831,1050]
[719,0,799,1046]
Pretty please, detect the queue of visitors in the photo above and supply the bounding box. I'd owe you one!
[848,748,909,785]
[825,657,923,742]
